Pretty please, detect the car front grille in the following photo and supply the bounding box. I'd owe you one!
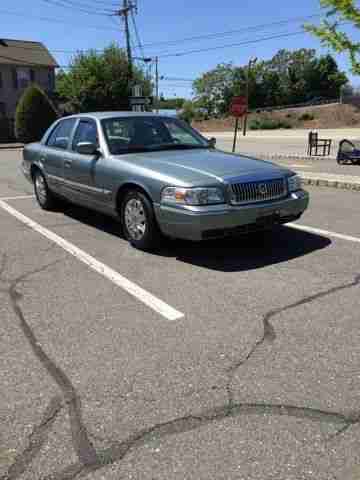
[229,178,287,205]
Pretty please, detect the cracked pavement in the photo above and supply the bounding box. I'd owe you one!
[1,150,360,479]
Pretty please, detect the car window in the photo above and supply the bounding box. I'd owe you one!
[101,117,208,155]
[72,120,98,151]
[47,118,77,150]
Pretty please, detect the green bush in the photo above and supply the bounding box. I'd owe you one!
[249,118,292,130]
[299,112,315,121]
[15,85,58,143]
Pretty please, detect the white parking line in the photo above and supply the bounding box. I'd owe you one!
[288,223,360,244]
[0,200,184,321]
[0,195,35,201]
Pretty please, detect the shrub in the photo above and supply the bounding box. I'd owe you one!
[299,112,315,121]
[15,85,58,143]
[249,118,292,130]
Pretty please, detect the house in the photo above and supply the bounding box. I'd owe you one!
[0,38,58,122]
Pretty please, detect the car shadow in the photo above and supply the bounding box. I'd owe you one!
[61,203,331,273]
[157,226,331,272]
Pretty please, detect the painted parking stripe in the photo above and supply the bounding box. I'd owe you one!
[0,195,35,201]
[288,223,360,244]
[0,200,184,321]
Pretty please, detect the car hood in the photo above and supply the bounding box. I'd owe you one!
[115,149,292,185]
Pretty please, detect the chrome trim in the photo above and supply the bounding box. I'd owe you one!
[229,178,287,205]
[47,174,111,195]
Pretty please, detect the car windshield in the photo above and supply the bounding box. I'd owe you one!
[101,116,209,155]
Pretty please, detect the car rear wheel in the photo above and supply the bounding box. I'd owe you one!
[121,190,161,250]
[33,170,56,210]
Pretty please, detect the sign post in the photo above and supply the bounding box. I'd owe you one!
[230,96,247,153]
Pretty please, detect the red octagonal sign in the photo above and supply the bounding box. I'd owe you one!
[230,96,247,117]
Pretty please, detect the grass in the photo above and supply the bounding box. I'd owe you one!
[249,118,292,130]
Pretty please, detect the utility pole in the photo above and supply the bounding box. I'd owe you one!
[243,57,257,136]
[155,56,159,114]
[122,0,133,83]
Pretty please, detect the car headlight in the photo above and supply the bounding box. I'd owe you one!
[161,187,225,206]
[288,174,302,192]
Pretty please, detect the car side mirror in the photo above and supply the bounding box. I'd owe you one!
[76,141,99,156]
[208,137,216,148]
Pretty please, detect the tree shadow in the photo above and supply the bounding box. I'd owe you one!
[61,203,331,273]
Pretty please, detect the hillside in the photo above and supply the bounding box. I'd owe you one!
[192,103,360,132]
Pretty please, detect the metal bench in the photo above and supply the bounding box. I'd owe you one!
[337,139,360,165]
[307,131,332,157]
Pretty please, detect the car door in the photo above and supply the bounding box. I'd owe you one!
[42,118,77,196]
[63,118,108,209]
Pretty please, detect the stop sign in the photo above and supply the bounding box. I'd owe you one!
[230,96,247,117]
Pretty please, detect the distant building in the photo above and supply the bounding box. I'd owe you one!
[0,38,58,121]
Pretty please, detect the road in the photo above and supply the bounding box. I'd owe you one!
[1,150,360,480]
[208,128,360,158]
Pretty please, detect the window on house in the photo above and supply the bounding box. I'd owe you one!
[17,68,31,88]
[0,72,3,89]
[30,69,35,83]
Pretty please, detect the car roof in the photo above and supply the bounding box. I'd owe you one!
[64,112,170,121]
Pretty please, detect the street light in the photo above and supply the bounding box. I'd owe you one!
[243,56,257,136]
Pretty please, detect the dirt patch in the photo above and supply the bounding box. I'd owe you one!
[193,104,360,132]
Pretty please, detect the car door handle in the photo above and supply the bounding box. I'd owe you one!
[64,160,72,168]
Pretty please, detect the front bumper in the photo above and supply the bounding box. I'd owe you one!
[154,190,309,241]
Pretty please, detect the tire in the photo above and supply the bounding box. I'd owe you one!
[121,190,162,250]
[33,169,56,210]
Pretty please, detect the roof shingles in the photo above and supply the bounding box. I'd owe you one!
[0,38,58,67]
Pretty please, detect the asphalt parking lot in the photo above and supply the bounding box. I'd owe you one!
[1,150,360,480]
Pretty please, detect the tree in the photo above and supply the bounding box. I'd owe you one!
[193,63,235,116]
[158,97,186,110]
[15,85,58,143]
[56,44,151,113]
[191,49,347,116]
[305,54,348,99]
[305,0,360,74]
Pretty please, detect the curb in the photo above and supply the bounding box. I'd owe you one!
[298,173,360,192]
[253,153,360,192]
[253,153,336,162]
[0,145,24,150]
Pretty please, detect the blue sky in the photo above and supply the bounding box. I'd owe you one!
[1,0,359,98]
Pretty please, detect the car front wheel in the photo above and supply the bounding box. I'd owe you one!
[121,190,161,250]
[33,170,56,210]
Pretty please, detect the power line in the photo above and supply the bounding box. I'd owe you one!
[156,30,311,58]
[130,9,145,58]
[135,14,321,50]
[0,8,120,30]
[39,0,114,16]
[48,0,118,10]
